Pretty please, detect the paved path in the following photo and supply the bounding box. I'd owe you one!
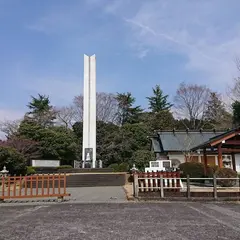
[0,186,128,204]
[66,186,127,203]
[0,202,240,239]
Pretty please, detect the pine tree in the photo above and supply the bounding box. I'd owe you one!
[232,100,240,127]
[115,92,143,125]
[27,94,57,127]
[147,85,173,112]
[205,92,232,128]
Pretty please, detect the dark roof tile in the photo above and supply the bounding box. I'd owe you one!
[150,131,224,152]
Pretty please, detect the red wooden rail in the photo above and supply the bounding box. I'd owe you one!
[0,174,70,200]
[137,171,181,192]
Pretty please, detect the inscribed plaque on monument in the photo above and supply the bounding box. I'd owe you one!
[84,148,93,161]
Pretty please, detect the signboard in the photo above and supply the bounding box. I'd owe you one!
[32,160,60,167]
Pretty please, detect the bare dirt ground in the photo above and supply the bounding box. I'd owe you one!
[0,202,240,240]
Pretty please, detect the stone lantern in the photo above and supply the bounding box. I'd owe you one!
[0,166,9,177]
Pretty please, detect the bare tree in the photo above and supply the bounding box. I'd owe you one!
[174,82,210,129]
[0,119,21,137]
[174,131,195,162]
[228,57,240,101]
[0,136,40,160]
[56,106,76,128]
[73,92,119,123]
[73,95,84,122]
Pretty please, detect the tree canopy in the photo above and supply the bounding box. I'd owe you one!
[0,146,27,175]
[26,94,57,127]
[115,92,143,125]
[0,85,235,174]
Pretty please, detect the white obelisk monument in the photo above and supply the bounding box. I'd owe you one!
[82,54,96,168]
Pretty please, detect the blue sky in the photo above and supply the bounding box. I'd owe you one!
[1,0,240,122]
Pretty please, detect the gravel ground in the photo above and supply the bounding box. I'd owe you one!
[0,202,240,240]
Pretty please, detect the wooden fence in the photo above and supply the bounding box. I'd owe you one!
[134,171,182,197]
[0,174,70,201]
[133,173,240,200]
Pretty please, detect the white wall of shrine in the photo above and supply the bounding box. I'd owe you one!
[234,154,240,172]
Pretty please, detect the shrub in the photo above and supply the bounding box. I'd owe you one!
[26,166,36,175]
[131,150,155,171]
[0,146,27,175]
[206,165,220,177]
[108,163,129,172]
[215,168,238,187]
[118,163,129,172]
[128,174,134,182]
[57,165,73,169]
[108,163,119,172]
[179,162,205,178]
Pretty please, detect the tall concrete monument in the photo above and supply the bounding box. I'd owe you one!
[82,54,96,168]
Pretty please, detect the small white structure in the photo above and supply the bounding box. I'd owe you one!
[142,160,183,190]
[145,160,172,172]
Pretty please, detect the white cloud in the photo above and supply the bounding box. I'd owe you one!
[23,0,240,94]
[26,0,117,35]
[20,74,115,107]
[0,108,23,121]
[104,0,126,14]
[22,76,82,106]
[121,0,240,89]
[26,1,86,35]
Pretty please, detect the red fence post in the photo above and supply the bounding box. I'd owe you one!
[7,176,10,198]
[19,175,22,197]
[41,174,44,196]
[13,175,16,197]
[64,174,67,195]
[47,174,50,196]
[36,175,39,196]
[2,176,5,199]
[53,174,55,195]
[24,175,27,196]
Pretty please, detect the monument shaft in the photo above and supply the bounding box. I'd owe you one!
[82,54,96,168]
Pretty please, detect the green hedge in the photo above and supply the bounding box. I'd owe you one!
[108,163,129,172]
[57,165,73,169]
[26,166,36,175]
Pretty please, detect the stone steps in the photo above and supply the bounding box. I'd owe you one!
[26,173,126,188]
[66,174,126,187]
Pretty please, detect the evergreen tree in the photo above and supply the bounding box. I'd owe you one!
[205,92,232,129]
[27,94,57,127]
[232,100,240,126]
[115,92,143,125]
[147,85,173,112]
